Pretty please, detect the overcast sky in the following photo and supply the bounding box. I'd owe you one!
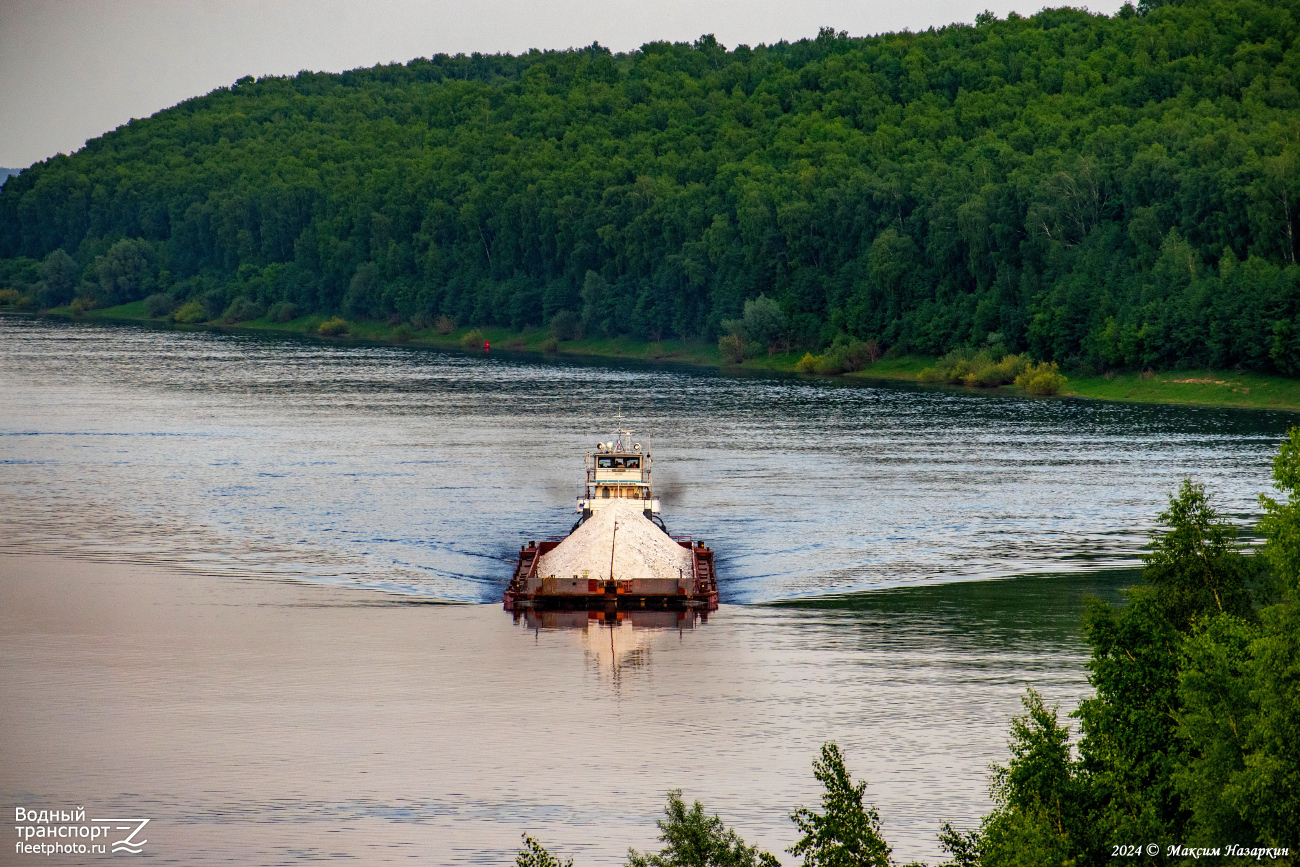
[0,0,1124,169]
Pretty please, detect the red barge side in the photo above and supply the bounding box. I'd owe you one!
[503,536,719,612]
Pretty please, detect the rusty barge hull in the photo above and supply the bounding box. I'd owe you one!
[503,537,719,612]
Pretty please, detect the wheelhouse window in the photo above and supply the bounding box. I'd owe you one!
[597,456,640,469]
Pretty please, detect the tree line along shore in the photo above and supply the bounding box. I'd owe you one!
[13,299,1300,412]
[1,0,1300,385]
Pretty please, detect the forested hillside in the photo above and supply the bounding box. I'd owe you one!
[2,0,1299,371]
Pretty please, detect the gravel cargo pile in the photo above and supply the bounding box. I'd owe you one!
[536,500,692,581]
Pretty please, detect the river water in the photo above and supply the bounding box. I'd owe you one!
[0,316,1292,864]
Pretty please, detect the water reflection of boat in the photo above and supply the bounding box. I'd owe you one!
[511,608,703,673]
[504,422,719,613]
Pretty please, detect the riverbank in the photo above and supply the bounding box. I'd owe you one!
[33,302,1300,412]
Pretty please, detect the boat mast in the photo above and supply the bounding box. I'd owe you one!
[609,519,618,581]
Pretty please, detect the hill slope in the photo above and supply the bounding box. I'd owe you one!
[2,0,1299,371]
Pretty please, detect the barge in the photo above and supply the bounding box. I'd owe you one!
[503,424,718,613]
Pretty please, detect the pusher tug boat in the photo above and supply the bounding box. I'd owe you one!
[503,423,718,613]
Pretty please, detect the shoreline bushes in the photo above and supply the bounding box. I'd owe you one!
[171,299,207,323]
[316,316,348,336]
[550,310,582,342]
[794,336,878,375]
[143,293,176,318]
[916,349,1070,394]
[221,297,266,324]
[268,301,298,323]
[919,350,1030,387]
[1014,361,1066,395]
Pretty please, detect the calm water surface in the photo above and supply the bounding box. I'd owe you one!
[0,316,1292,864]
[0,317,1287,600]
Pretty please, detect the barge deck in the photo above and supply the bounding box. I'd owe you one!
[503,536,718,612]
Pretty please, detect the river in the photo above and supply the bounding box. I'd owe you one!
[0,316,1291,864]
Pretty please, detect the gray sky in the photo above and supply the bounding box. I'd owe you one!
[0,0,1124,169]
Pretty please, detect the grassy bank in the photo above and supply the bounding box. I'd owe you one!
[51,301,783,368]
[1062,370,1300,412]
[28,303,1300,413]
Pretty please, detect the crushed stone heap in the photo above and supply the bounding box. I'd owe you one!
[536,499,692,582]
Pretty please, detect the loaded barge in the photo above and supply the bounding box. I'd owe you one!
[504,424,718,613]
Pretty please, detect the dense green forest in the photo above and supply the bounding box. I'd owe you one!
[2,0,1300,371]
